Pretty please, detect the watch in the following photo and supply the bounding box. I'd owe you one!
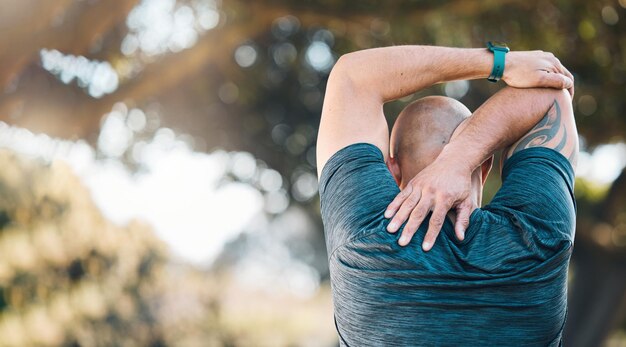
[487,41,509,82]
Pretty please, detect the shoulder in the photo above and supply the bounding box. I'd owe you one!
[319,143,399,254]
[318,142,387,194]
[487,148,577,243]
[319,143,397,213]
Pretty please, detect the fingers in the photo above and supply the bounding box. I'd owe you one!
[387,186,420,233]
[384,184,412,219]
[541,71,573,90]
[422,201,450,251]
[561,66,575,99]
[398,196,432,246]
[387,180,470,249]
[454,200,473,241]
[552,57,575,98]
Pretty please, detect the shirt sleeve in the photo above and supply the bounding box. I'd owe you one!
[485,147,577,242]
[318,143,399,255]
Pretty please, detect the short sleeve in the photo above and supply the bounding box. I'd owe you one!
[485,147,576,242]
[318,143,399,255]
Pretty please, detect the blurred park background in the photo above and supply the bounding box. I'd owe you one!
[0,0,625,346]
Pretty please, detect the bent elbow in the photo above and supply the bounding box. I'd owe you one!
[327,53,359,89]
[329,53,354,79]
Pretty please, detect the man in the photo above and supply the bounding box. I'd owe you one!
[316,44,578,346]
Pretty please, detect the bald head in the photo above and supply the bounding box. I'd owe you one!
[390,96,471,177]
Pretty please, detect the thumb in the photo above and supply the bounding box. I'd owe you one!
[454,201,472,241]
[543,73,573,90]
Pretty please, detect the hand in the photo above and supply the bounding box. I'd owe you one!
[504,51,575,98]
[384,154,475,251]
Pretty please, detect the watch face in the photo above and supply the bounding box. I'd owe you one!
[490,41,508,48]
[488,41,510,52]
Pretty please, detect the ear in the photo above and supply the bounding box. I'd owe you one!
[387,156,402,186]
[480,155,494,185]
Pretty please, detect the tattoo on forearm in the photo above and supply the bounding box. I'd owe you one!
[509,100,576,163]
[513,101,563,151]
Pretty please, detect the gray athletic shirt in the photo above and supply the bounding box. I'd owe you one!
[319,143,576,347]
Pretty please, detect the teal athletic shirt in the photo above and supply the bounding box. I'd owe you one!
[318,143,576,347]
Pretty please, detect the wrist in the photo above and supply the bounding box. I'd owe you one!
[486,41,510,82]
[437,143,477,174]
[459,48,495,81]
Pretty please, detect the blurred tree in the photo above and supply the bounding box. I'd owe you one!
[0,0,625,345]
[0,150,172,346]
[0,150,335,346]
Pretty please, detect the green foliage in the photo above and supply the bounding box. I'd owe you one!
[575,177,610,203]
[0,150,336,346]
[0,150,171,346]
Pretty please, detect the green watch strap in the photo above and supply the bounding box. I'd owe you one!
[487,41,509,82]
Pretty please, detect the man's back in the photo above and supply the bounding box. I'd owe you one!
[319,143,575,347]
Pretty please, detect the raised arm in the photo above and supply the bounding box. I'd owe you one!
[316,45,574,177]
[385,86,577,250]
[440,87,577,176]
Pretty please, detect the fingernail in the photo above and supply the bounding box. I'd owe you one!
[387,222,397,233]
[422,241,431,251]
[384,210,392,218]
[399,235,408,246]
[459,229,465,241]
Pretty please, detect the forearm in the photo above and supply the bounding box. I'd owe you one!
[438,87,567,171]
[336,46,492,102]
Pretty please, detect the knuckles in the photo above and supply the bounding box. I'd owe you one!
[406,193,420,205]
[424,185,437,195]
[435,191,455,206]
[429,215,444,227]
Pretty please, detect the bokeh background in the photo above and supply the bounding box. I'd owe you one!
[0,0,625,346]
